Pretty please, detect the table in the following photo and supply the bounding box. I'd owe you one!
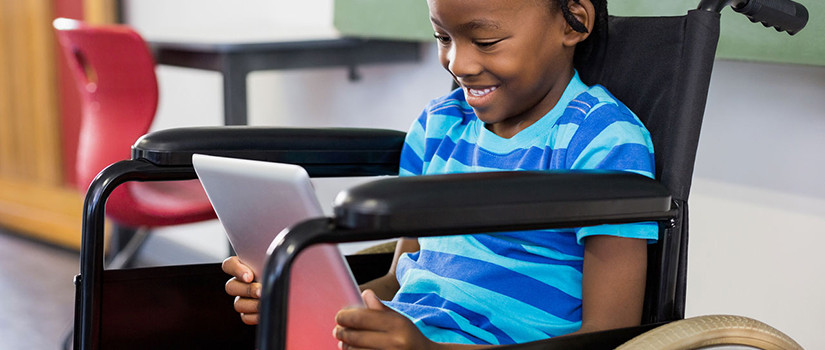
[149,38,421,125]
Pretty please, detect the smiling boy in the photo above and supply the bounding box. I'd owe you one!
[223,0,657,349]
[434,0,580,139]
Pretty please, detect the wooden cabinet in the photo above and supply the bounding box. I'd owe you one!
[0,0,113,250]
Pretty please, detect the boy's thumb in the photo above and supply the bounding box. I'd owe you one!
[361,289,388,311]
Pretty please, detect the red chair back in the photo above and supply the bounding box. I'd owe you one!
[54,18,157,190]
[54,18,214,227]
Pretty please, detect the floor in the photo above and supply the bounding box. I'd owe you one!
[0,225,231,350]
[0,229,78,350]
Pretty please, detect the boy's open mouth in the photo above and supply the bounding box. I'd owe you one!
[467,86,498,97]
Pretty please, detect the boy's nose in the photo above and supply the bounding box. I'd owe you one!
[446,45,483,78]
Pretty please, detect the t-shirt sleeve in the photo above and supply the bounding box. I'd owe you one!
[567,102,659,244]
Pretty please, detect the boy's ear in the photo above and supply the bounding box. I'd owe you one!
[562,0,595,47]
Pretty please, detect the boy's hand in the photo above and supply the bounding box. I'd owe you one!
[334,289,438,350]
[221,256,261,325]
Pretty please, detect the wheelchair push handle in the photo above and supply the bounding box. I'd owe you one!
[698,0,808,35]
[735,0,808,35]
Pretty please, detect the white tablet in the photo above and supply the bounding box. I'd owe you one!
[192,154,364,349]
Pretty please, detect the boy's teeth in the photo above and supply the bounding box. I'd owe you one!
[468,86,497,96]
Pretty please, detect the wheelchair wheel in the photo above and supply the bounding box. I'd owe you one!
[616,315,803,350]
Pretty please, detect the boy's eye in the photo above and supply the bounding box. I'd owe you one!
[433,34,451,44]
[474,39,503,48]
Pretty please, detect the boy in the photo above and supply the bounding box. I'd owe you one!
[223,0,657,348]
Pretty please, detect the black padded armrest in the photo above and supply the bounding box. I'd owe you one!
[334,170,675,234]
[131,126,406,176]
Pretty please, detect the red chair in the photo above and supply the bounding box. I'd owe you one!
[53,18,216,268]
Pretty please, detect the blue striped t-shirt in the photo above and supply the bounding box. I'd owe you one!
[385,72,658,345]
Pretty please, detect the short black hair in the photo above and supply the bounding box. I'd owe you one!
[552,0,608,70]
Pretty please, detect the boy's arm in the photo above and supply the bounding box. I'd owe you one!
[573,235,648,335]
[338,239,491,350]
[336,235,647,349]
[335,289,490,350]
[358,238,420,300]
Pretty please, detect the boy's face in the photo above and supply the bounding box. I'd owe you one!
[428,0,582,138]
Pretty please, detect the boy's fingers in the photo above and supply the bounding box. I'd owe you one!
[240,312,259,325]
[339,340,378,350]
[333,326,385,350]
[339,344,372,350]
[335,308,398,332]
[233,296,259,313]
[361,289,389,311]
[221,256,254,282]
[225,278,262,299]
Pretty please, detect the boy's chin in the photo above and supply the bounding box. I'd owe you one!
[473,109,506,126]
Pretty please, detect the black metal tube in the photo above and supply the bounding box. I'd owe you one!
[257,218,338,350]
[75,160,198,350]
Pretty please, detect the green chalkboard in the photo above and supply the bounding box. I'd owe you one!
[333,0,431,41]
[333,0,822,66]
[609,1,822,66]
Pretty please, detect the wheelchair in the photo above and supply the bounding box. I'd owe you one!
[71,0,809,349]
